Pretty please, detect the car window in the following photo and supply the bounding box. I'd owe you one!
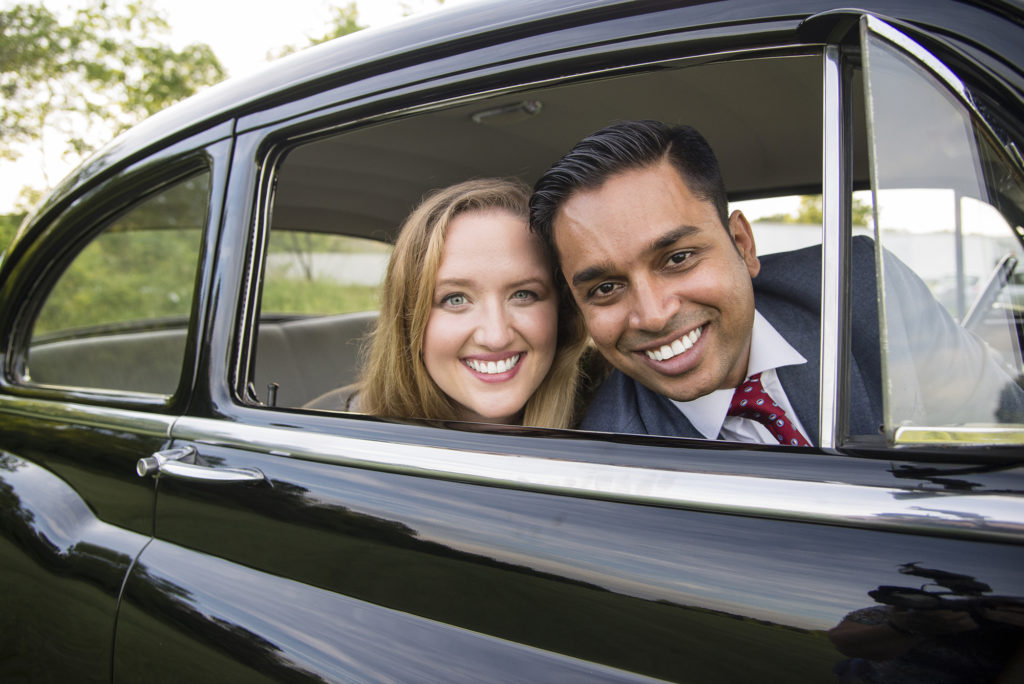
[249,53,826,417]
[24,171,209,395]
[862,22,1024,444]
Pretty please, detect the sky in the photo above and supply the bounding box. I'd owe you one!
[0,0,469,212]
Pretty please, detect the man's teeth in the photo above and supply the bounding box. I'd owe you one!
[646,328,702,361]
[465,354,521,374]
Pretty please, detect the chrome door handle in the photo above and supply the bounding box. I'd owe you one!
[137,446,266,483]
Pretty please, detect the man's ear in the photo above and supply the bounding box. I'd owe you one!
[729,210,760,278]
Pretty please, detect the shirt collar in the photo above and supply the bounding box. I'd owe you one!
[670,310,807,439]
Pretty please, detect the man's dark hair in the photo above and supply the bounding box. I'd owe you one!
[529,120,729,249]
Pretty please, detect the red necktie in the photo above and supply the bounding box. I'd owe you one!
[728,372,811,446]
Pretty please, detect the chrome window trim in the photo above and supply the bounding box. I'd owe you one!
[894,425,1024,445]
[819,45,848,451]
[174,415,1024,544]
[0,395,174,437]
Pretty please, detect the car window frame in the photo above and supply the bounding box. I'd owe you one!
[0,132,231,412]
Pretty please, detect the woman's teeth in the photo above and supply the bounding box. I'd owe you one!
[465,354,520,374]
[646,328,702,361]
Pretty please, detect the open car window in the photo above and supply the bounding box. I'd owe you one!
[248,51,826,416]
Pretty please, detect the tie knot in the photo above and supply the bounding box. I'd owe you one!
[728,373,810,447]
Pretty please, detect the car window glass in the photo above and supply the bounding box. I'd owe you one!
[862,26,1024,443]
[25,172,209,395]
[250,230,390,408]
[261,231,389,316]
[734,194,873,255]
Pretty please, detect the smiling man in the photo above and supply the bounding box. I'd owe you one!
[530,120,882,446]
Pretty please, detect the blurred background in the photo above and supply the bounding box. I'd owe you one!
[0,0,461,247]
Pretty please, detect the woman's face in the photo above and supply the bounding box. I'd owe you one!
[422,208,558,423]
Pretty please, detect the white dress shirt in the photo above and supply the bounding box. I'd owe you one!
[670,311,811,445]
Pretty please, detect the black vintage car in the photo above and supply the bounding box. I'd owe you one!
[2,1,1023,681]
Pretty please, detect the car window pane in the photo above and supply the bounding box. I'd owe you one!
[251,230,390,409]
[26,172,209,394]
[261,231,389,316]
[862,27,1024,442]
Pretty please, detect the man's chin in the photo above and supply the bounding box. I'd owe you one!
[630,370,714,403]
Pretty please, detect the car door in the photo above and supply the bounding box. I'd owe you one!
[0,128,230,681]
[114,8,1024,683]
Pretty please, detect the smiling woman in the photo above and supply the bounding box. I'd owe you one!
[351,178,587,428]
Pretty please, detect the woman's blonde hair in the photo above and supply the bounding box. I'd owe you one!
[359,178,587,428]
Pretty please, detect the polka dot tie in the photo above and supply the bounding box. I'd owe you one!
[728,373,810,447]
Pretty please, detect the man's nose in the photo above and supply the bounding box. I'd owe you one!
[628,277,679,332]
[474,302,515,349]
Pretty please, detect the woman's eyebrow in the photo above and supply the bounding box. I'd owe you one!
[434,277,474,289]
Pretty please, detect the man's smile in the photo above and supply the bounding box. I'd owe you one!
[642,326,703,362]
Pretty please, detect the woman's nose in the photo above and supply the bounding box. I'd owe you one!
[473,303,515,349]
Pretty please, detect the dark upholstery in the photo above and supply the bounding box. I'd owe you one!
[28,311,378,407]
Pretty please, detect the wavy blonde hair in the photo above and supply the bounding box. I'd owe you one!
[359,178,587,428]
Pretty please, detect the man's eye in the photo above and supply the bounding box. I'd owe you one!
[589,282,618,298]
[441,293,467,307]
[668,251,691,266]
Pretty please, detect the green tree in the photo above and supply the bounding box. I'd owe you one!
[758,195,872,227]
[0,0,226,191]
[0,212,25,254]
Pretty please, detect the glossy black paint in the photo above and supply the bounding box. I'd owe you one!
[2,1,1024,682]
[115,438,1024,682]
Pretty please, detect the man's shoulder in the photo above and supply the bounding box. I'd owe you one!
[580,370,704,438]
[756,235,874,274]
[579,370,646,433]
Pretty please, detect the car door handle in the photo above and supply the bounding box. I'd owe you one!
[137,446,266,484]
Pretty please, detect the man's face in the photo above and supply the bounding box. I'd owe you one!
[552,159,760,402]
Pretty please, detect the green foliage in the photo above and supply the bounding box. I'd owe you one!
[0,212,25,254]
[33,228,202,336]
[757,195,872,227]
[261,279,381,316]
[31,173,209,337]
[268,2,364,59]
[0,1,225,184]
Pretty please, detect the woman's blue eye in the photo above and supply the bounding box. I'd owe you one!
[512,290,535,301]
[442,293,466,306]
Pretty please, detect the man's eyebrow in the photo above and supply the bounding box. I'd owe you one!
[571,264,614,288]
[650,224,701,252]
[570,225,702,287]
